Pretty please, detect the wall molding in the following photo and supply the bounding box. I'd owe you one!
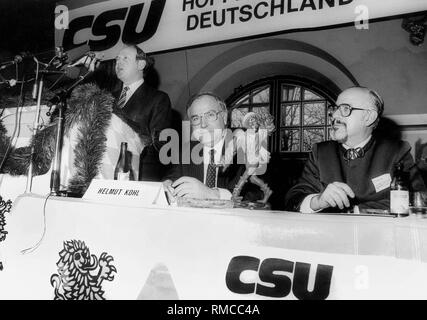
[386,113,427,127]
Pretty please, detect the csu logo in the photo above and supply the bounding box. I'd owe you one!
[62,0,166,52]
[226,256,334,300]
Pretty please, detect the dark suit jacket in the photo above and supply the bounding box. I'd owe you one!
[285,137,426,212]
[166,139,246,194]
[113,82,172,181]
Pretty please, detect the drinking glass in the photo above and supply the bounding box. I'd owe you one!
[409,191,427,216]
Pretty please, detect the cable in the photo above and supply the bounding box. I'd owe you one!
[0,49,56,65]
[47,73,65,91]
[20,193,51,255]
[0,75,26,172]
[0,78,34,86]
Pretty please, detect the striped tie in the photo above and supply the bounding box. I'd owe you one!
[206,149,216,188]
[117,86,129,109]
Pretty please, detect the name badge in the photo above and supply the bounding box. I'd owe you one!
[83,179,169,207]
[371,174,391,193]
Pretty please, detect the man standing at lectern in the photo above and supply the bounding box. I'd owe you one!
[114,44,172,181]
[285,86,425,213]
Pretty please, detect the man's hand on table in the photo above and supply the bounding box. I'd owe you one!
[171,176,220,200]
[311,182,355,211]
[163,179,176,203]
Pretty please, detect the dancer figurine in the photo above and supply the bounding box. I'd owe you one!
[231,111,275,208]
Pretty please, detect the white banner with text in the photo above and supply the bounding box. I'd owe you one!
[1,195,427,299]
[54,0,427,59]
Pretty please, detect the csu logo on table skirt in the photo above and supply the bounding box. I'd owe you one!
[50,240,117,300]
[226,256,334,300]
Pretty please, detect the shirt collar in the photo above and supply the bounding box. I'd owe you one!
[125,79,144,92]
[342,135,372,150]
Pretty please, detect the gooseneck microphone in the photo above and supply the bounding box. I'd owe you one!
[0,52,33,70]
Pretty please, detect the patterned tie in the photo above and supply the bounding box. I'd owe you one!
[117,86,129,109]
[205,149,216,188]
[344,147,365,161]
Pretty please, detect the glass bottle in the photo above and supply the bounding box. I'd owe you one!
[114,142,130,181]
[390,162,409,216]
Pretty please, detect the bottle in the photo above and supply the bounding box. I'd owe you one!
[390,162,409,216]
[114,142,130,181]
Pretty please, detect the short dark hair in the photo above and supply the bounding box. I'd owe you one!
[123,43,154,70]
[186,92,227,115]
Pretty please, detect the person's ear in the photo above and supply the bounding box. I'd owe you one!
[222,110,228,126]
[365,110,378,127]
[137,59,146,72]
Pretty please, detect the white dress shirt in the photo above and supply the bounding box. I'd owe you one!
[203,138,232,200]
[299,135,372,213]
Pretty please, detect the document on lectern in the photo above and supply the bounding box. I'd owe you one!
[82,179,169,207]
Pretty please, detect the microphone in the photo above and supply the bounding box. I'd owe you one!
[37,68,81,79]
[64,44,91,64]
[42,60,99,80]
[0,52,32,70]
[68,51,103,69]
[63,67,82,79]
[46,45,89,70]
[61,45,103,76]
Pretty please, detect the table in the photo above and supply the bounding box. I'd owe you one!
[1,194,427,299]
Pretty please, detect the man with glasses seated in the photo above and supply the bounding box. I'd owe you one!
[285,86,425,213]
[163,92,244,201]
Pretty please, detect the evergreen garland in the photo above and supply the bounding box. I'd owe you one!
[0,83,114,195]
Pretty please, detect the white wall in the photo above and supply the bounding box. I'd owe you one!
[152,18,427,118]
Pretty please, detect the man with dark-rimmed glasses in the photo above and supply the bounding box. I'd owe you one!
[163,92,244,201]
[285,86,425,213]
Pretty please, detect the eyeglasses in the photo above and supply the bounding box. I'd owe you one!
[190,110,223,126]
[328,104,375,118]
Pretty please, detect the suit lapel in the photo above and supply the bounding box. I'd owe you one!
[193,162,204,183]
[188,141,204,182]
[318,142,345,184]
[122,82,145,110]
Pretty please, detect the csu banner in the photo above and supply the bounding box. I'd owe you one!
[55,0,427,59]
[2,194,427,299]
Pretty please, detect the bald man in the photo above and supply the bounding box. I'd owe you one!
[285,86,425,213]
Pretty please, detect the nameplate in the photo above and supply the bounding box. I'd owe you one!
[83,179,169,207]
[371,173,392,193]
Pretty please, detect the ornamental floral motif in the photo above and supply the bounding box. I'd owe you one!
[0,196,12,243]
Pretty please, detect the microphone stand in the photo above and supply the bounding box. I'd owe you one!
[25,69,62,193]
[24,51,98,195]
[49,69,93,196]
[25,66,65,192]
[25,72,45,193]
